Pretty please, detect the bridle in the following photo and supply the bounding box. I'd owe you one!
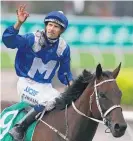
[72,78,122,124]
[39,78,122,141]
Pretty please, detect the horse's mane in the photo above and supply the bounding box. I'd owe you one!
[55,69,94,109]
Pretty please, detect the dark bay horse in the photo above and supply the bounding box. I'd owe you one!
[1,63,127,141]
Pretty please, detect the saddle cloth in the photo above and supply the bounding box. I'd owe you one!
[0,102,38,141]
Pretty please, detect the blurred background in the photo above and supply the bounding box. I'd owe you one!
[1,1,133,140]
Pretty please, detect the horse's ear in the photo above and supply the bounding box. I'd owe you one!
[96,64,102,80]
[112,62,121,79]
[83,69,89,74]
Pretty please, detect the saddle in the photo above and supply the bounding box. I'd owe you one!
[0,102,38,141]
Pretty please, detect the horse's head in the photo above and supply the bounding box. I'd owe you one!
[90,63,127,137]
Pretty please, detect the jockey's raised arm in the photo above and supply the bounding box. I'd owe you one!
[2,4,73,141]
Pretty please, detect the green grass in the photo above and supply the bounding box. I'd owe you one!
[124,54,133,67]
[102,53,116,68]
[117,68,133,106]
[1,51,133,69]
[72,52,133,69]
[80,53,95,68]
[1,52,14,69]
[1,51,133,105]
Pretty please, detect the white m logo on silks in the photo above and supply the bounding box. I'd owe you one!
[28,57,57,79]
[0,110,19,139]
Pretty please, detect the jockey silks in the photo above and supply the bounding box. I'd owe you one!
[2,26,73,85]
[17,77,60,110]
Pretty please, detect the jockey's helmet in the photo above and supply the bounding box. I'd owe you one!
[44,11,68,31]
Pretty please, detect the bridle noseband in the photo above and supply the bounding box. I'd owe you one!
[72,79,122,125]
[39,79,122,141]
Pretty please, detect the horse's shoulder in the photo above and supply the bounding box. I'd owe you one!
[40,108,64,122]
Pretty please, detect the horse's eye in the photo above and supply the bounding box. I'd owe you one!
[99,93,106,99]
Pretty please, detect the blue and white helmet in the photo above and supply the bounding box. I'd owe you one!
[44,11,68,31]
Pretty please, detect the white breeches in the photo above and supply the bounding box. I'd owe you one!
[17,77,61,111]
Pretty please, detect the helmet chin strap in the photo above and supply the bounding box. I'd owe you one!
[47,37,59,43]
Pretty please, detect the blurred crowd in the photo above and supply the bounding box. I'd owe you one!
[1,1,133,17]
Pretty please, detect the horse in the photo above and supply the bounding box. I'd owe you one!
[1,63,127,141]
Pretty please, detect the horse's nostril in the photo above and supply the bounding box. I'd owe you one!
[114,124,127,132]
[114,124,120,131]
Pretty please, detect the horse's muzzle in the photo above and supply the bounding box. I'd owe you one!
[110,122,127,137]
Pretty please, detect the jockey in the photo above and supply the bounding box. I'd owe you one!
[2,5,73,141]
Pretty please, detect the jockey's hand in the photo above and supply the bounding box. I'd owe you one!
[67,80,73,87]
[16,4,29,24]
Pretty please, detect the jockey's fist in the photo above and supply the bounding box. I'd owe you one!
[16,5,29,24]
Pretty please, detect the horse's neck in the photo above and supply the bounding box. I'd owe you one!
[68,87,98,141]
[38,87,98,141]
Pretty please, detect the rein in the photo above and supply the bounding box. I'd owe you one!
[39,105,69,141]
[72,79,121,124]
[39,78,122,141]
